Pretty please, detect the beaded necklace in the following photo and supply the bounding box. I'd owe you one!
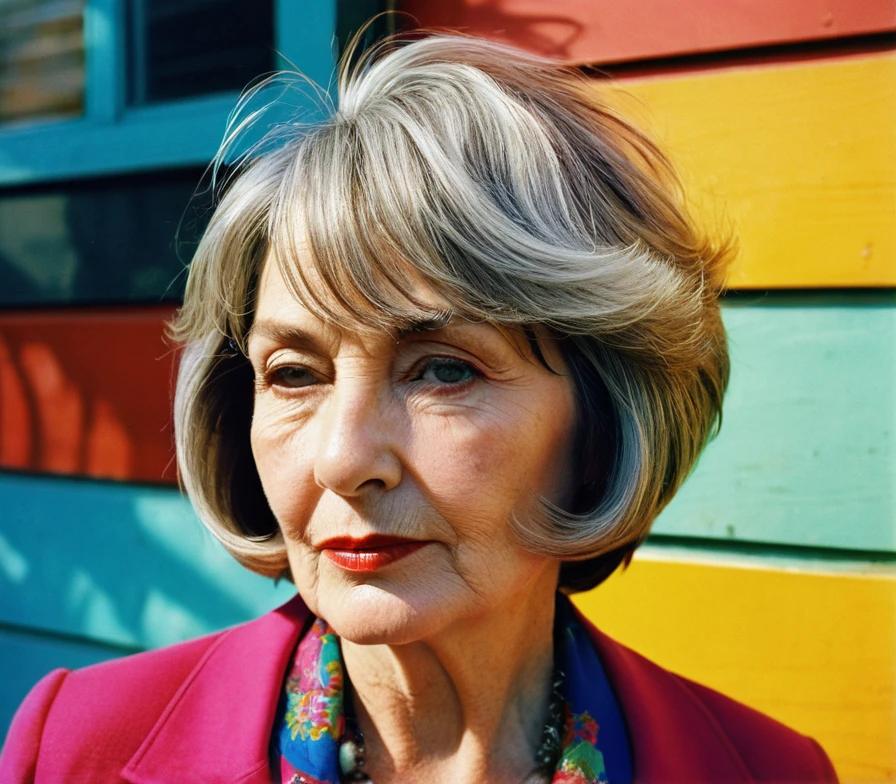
[273,604,625,784]
[337,664,568,783]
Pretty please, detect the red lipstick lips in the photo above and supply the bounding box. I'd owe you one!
[319,534,428,573]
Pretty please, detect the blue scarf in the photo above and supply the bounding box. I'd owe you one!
[271,596,633,783]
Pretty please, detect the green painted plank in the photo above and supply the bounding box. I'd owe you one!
[0,473,294,651]
[0,625,127,745]
[655,292,896,551]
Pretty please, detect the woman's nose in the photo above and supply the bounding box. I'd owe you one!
[312,381,403,497]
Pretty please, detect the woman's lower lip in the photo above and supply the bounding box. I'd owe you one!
[323,542,427,572]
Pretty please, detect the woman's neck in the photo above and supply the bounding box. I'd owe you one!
[340,575,559,783]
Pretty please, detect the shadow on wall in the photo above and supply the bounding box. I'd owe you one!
[0,473,293,651]
[0,308,179,483]
[0,472,294,738]
[401,0,585,59]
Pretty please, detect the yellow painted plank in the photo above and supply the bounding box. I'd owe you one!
[596,51,896,288]
[574,554,896,782]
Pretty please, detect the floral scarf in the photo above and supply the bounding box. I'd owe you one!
[271,596,632,783]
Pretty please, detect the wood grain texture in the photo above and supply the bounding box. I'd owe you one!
[400,0,896,64]
[654,293,896,552]
[599,50,896,287]
[574,553,896,782]
[0,307,178,482]
[0,473,293,651]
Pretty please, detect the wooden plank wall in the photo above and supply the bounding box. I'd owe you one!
[1,3,894,780]
[0,307,178,481]
[396,3,896,780]
[401,0,896,64]
[601,51,896,288]
[574,553,896,781]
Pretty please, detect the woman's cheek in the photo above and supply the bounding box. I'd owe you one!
[250,412,317,535]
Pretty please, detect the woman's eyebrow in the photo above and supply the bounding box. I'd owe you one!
[394,309,456,338]
[398,315,517,362]
[246,319,329,352]
[246,311,456,351]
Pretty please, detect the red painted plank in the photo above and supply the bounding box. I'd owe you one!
[0,307,179,484]
[399,0,896,64]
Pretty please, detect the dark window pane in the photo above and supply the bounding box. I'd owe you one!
[0,169,210,306]
[0,0,85,125]
[127,0,274,106]
[336,0,392,55]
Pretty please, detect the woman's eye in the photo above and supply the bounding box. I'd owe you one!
[417,357,478,386]
[269,366,317,388]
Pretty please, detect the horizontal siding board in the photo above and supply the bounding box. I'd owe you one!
[0,625,124,745]
[600,50,896,287]
[400,0,896,64]
[0,473,294,650]
[575,553,896,783]
[654,293,896,552]
[0,307,178,481]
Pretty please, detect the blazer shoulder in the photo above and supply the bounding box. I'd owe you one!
[50,628,225,731]
[657,660,839,781]
[4,629,227,783]
[0,668,69,782]
[582,615,839,782]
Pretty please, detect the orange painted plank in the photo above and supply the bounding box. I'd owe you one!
[400,0,896,64]
[0,307,178,483]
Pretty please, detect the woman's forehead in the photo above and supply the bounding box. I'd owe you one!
[255,248,458,335]
[250,251,548,363]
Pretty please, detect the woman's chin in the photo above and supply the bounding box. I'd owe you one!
[314,581,453,646]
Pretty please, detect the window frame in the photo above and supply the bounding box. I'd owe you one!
[0,0,338,186]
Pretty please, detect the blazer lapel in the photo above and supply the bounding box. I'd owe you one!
[121,593,751,783]
[122,594,309,784]
[578,609,753,782]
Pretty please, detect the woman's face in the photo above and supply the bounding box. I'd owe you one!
[248,259,577,644]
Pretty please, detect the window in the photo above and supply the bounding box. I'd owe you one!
[0,0,86,125]
[126,0,274,106]
[0,169,209,305]
[0,0,344,185]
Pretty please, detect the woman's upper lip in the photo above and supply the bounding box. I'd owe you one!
[317,534,426,550]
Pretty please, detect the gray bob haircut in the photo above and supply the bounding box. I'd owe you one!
[170,32,731,593]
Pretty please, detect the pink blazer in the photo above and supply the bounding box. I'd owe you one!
[1,594,838,783]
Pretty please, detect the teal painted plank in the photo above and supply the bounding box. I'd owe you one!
[0,473,294,651]
[0,625,127,745]
[655,292,896,551]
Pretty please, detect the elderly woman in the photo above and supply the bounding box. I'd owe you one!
[1,35,836,784]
